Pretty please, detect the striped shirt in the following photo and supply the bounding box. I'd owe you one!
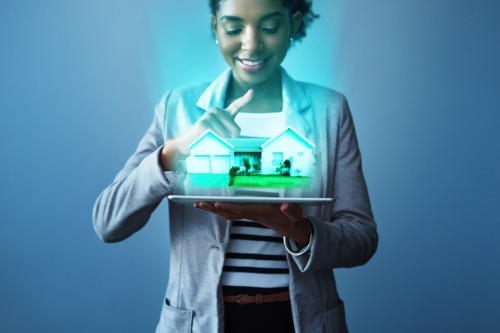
[221,220,289,288]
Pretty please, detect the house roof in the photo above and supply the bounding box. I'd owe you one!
[261,126,315,149]
[188,129,234,150]
[189,126,314,153]
[226,137,268,153]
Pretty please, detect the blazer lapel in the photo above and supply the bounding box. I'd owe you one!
[196,69,232,111]
[281,68,311,138]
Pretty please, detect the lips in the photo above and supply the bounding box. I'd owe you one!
[237,58,268,72]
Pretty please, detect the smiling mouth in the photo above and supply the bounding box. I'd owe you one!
[240,59,264,66]
[237,58,268,72]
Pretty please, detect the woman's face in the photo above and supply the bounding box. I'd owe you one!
[213,0,300,88]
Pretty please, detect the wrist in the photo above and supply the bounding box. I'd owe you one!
[160,139,186,171]
[284,218,313,257]
[291,218,312,246]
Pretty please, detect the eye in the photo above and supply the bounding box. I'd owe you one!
[261,20,280,34]
[225,29,242,35]
[262,27,279,34]
[222,23,243,36]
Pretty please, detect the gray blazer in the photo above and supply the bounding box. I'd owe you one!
[93,68,378,333]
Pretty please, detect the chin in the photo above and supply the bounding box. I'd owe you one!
[233,67,278,86]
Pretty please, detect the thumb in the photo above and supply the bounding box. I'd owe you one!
[280,203,303,222]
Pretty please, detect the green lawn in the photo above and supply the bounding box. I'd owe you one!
[187,173,310,189]
[232,175,310,189]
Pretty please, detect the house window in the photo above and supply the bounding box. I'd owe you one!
[272,152,283,166]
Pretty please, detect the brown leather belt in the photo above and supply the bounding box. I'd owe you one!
[223,291,290,305]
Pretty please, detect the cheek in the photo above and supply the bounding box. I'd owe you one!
[219,39,240,57]
[267,38,289,55]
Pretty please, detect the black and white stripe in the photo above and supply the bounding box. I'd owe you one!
[221,220,289,289]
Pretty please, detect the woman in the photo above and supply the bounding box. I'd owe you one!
[93,0,378,332]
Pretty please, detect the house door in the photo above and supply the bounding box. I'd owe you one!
[212,155,231,174]
[194,155,211,173]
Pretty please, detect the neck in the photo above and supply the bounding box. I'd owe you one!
[229,70,282,101]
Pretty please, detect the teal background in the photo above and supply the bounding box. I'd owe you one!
[1,1,499,332]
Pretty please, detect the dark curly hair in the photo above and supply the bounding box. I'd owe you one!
[209,0,319,41]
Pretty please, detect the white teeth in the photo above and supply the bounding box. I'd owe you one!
[240,59,264,66]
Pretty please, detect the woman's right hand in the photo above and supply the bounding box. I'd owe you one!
[160,89,254,171]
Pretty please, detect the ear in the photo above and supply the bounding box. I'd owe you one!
[212,14,218,35]
[290,11,302,38]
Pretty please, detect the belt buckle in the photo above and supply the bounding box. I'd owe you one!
[236,294,249,305]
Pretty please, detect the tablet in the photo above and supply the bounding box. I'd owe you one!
[167,195,335,205]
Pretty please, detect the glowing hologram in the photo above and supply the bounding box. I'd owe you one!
[185,126,316,189]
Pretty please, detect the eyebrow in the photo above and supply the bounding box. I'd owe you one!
[220,11,284,22]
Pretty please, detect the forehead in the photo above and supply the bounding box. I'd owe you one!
[216,0,288,19]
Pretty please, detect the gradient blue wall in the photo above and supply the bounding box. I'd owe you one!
[1,1,499,332]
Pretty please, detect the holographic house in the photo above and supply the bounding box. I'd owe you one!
[186,126,315,177]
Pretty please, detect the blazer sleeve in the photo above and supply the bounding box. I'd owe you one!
[92,93,182,242]
[290,95,378,271]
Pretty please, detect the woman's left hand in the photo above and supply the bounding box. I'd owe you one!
[194,202,311,245]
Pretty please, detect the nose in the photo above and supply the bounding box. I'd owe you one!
[241,28,263,52]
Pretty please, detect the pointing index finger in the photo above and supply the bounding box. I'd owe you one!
[226,89,254,118]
